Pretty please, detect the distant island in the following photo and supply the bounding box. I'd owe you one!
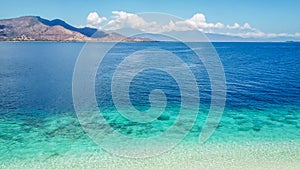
[285,41,298,43]
[0,16,153,42]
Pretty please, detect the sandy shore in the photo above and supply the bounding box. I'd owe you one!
[1,141,299,169]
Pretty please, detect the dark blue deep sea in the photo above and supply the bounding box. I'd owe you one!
[0,42,299,162]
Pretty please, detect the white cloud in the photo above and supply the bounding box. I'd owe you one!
[87,12,107,28]
[222,22,300,39]
[185,13,224,29]
[226,23,254,30]
[162,13,224,32]
[104,11,159,31]
[102,12,224,33]
[86,11,300,39]
[223,31,300,39]
[227,23,240,29]
[242,23,252,30]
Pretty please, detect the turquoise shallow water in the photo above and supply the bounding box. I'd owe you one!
[0,42,300,166]
[1,106,299,162]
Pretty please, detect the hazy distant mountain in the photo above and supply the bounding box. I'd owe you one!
[112,28,299,42]
[0,16,152,42]
[107,28,250,42]
[205,33,248,42]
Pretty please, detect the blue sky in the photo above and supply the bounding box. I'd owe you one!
[0,0,299,37]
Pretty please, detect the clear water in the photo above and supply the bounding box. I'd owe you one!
[0,42,299,162]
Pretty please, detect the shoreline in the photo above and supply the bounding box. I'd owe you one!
[0,41,299,43]
[1,140,299,169]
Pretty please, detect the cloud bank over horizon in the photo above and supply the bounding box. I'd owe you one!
[86,11,300,39]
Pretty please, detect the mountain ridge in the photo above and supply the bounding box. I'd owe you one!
[0,16,152,42]
[36,16,107,38]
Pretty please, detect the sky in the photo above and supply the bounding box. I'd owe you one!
[0,0,299,39]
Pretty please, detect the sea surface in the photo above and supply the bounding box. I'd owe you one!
[0,42,299,168]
